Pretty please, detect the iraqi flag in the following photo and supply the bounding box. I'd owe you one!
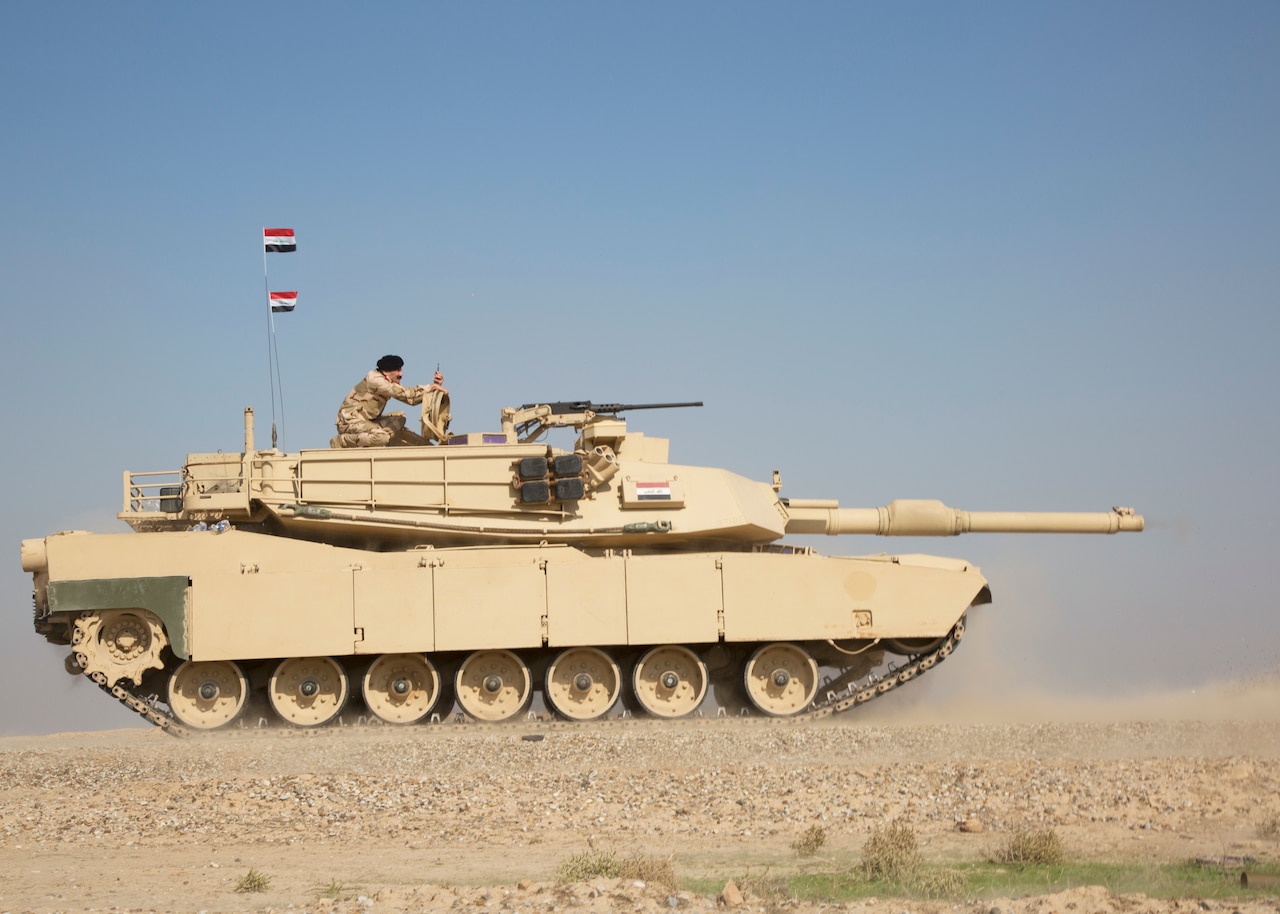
[269,291,298,313]
[635,481,672,500]
[264,227,296,252]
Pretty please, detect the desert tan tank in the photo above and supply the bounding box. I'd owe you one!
[20,397,1143,734]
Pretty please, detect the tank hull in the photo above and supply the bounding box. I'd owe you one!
[33,529,987,656]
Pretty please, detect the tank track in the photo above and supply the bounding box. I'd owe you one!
[87,671,193,738]
[805,615,964,719]
[95,615,965,739]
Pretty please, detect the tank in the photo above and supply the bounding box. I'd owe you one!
[20,398,1143,734]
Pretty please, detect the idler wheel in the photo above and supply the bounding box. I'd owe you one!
[455,650,530,722]
[545,647,621,722]
[632,645,707,719]
[168,660,249,730]
[269,657,349,727]
[743,643,818,717]
[361,653,441,724]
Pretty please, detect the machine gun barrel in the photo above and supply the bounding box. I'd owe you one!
[783,499,1144,536]
[521,400,704,414]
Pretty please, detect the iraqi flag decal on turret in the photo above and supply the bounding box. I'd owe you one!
[264,227,296,252]
[635,481,672,500]
[269,291,297,312]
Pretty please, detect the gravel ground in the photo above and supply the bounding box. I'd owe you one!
[2,695,1279,914]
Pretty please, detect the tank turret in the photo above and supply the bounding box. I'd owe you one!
[113,401,1143,551]
[22,397,1143,734]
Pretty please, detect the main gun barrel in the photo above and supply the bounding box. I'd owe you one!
[783,498,1144,536]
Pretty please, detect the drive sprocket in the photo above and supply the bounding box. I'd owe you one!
[72,609,167,687]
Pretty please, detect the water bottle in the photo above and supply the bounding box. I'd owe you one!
[188,522,207,532]
[212,520,232,534]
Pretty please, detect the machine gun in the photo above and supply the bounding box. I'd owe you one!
[507,400,702,443]
[519,400,703,415]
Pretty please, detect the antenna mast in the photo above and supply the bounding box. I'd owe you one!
[262,227,298,450]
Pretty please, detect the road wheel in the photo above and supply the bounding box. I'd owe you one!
[455,650,531,722]
[743,642,818,717]
[631,645,707,719]
[545,647,621,721]
[167,660,249,729]
[268,656,349,727]
[362,653,441,724]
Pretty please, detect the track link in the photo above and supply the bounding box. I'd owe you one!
[802,615,964,720]
[88,672,191,738]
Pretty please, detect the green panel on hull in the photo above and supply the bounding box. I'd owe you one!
[48,576,189,659]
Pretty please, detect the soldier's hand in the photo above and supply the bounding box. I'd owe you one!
[433,370,444,386]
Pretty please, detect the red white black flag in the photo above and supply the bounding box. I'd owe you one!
[264,228,296,253]
[269,291,298,313]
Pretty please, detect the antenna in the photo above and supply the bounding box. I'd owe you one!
[262,227,298,450]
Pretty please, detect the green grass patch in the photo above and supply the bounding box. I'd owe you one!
[958,860,1280,902]
[685,860,1280,905]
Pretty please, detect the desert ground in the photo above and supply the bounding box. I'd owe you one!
[2,679,1278,914]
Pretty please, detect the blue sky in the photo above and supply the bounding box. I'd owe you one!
[2,2,1277,734]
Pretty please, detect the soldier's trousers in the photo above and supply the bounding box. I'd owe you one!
[330,414,406,448]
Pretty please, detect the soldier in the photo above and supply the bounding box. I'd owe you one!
[331,355,448,448]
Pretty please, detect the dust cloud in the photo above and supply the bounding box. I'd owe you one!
[860,672,1280,727]
[854,614,1280,727]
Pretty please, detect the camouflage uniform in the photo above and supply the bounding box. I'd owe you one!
[332,370,425,448]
